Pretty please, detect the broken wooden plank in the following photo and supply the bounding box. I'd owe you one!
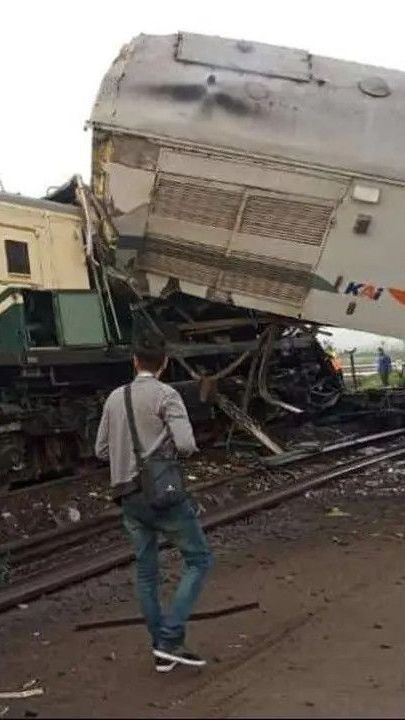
[75,601,259,632]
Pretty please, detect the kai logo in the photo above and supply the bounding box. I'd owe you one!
[339,280,405,307]
[344,281,384,301]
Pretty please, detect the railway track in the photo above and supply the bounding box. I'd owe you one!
[3,426,404,571]
[1,429,405,613]
[0,469,251,573]
[0,465,109,500]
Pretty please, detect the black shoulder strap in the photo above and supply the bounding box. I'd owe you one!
[124,384,143,460]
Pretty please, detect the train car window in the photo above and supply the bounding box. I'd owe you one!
[5,239,31,275]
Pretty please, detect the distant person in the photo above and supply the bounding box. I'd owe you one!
[95,333,212,672]
[376,347,392,386]
[326,346,344,386]
[331,353,344,385]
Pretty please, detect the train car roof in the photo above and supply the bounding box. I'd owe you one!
[90,32,405,182]
[0,191,81,217]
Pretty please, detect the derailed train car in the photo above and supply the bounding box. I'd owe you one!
[90,32,405,340]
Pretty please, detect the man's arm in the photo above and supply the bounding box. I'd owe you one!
[95,397,111,461]
[161,389,198,457]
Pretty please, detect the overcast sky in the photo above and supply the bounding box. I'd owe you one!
[2,0,404,347]
[2,0,405,198]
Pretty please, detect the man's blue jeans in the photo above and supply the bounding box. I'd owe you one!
[121,494,213,648]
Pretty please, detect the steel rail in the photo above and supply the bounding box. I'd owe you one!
[1,444,404,613]
[1,467,109,500]
[262,426,405,466]
[3,430,404,565]
[0,470,250,564]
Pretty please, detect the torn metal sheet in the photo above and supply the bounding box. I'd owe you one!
[215,393,283,455]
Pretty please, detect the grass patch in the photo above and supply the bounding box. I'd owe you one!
[345,372,404,390]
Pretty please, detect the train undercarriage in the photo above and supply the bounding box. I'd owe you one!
[0,283,345,486]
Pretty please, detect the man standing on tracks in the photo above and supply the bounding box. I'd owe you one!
[95,333,212,673]
[376,347,392,386]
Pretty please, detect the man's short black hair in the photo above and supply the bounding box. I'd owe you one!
[133,332,167,373]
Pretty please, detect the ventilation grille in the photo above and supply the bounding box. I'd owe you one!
[240,195,333,246]
[151,176,241,230]
[139,236,310,306]
[144,174,334,307]
[151,175,334,247]
[221,271,306,304]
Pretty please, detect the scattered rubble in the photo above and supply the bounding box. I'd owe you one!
[0,689,44,700]
[325,507,351,518]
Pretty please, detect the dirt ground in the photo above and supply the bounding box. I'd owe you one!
[1,492,405,719]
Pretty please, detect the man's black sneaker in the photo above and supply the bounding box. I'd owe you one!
[155,656,177,673]
[154,644,206,667]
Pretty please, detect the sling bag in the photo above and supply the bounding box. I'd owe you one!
[124,384,186,510]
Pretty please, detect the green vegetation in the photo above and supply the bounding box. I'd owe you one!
[354,352,405,364]
[358,372,403,390]
[344,370,405,390]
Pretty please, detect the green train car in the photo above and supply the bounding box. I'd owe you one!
[0,191,136,481]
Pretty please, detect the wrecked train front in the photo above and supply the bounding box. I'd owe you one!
[89,32,405,339]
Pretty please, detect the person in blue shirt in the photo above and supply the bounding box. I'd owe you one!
[376,347,392,386]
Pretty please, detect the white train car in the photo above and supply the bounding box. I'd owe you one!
[89,32,405,339]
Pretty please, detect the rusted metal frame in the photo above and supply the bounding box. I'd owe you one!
[212,350,253,380]
[173,353,251,382]
[82,184,123,341]
[258,328,303,414]
[75,175,94,260]
[174,355,284,454]
[215,393,284,455]
[2,445,405,613]
[225,349,261,452]
[91,263,114,344]
[75,176,116,344]
[84,187,118,249]
[101,266,123,342]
